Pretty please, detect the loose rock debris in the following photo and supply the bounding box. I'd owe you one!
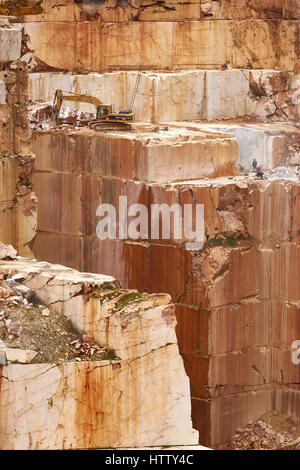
[226,412,300,450]
[0,277,118,364]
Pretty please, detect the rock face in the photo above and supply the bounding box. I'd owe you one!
[32,126,238,185]
[31,171,300,447]
[0,63,37,258]
[0,0,299,451]
[21,0,300,23]
[28,69,299,123]
[168,122,300,171]
[0,155,36,257]
[0,256,198,449]
[0,352,197,449]
[23,19,298,72]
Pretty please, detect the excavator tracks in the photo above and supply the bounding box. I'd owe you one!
[88,121,132,132]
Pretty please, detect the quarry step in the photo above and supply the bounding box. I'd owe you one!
[22,19,298,71]
[32,125,239,183]
[166,121,300,171]
[20,0,300,23]
[28,69,299,123]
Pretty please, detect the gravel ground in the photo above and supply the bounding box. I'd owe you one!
[0,278,118,363]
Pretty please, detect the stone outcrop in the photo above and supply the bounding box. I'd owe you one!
[0,256,198,449]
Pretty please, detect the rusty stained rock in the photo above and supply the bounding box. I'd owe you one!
[0,256,198,449]
[29,175,300,446]
[22,19,299,72]
[0,348,198,449]
[0,154,36,257]
[31,126,239,186]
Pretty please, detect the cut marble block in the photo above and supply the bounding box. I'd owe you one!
[32,126,239,187]
[205,70,249,120]
[0,27,22,62]
[168,122,300,171]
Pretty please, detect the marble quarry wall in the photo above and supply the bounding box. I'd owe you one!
[0,27,36,256]
[0,0,299,450]
[30,145,300,446]
[27,69,300,123]
[21,4,299,72]
[0,256,198,449]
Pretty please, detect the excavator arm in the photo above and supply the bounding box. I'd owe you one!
[52,79,140,131]
[52,89,105,119]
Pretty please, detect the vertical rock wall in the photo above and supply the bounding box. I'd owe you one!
[20,1,299,72]
[31,127,300,446]
[0,29,36,256]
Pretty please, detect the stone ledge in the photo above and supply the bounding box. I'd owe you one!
[0,254,198,449]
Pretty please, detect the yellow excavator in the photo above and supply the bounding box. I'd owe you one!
[52,72,141,132]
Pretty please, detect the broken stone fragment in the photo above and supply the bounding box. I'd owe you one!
[5,348,38,364]
[0,351,6,364]
[6,278,31,296]
[82,334,94,343]
[11,273,26,281]
[4,318,12,328]
[42,307,50,317]
[0,242,17,260]
[201,2,212,13]
[0,340,7,364]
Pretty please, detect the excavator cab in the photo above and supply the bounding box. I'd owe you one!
[96,105,112,118]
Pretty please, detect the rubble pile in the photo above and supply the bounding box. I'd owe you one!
[0,264,118,364]
[227,412,300,450]
[28,103,95,129]
[268,166,300,179]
